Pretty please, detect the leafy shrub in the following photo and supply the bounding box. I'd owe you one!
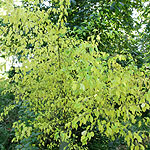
[1,0,150,150]
[4,44,150,150]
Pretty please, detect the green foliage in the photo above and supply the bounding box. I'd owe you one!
[1,0,150,150]
[9,46,150,149]
[0,79,16,150]
[66,0,141,56]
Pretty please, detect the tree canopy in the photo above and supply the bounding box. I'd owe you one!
[0,0,150,149]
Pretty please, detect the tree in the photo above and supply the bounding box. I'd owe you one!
[0,0,148,67]
[1,0,150,149]
[137,2,150,65]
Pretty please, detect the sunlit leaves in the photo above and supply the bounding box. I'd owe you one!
[8,48,150,149]
[1,0,150,149]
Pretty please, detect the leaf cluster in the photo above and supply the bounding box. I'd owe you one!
[0,0,150,150]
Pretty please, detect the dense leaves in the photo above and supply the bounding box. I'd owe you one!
[0,0,150,150]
